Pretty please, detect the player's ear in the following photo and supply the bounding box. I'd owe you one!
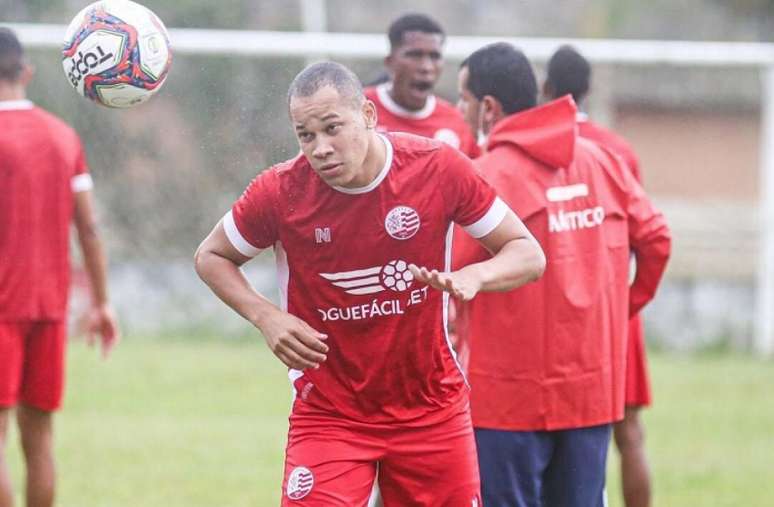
[19,62,34,87]
[362,99,377,129]
[481,95,502,134]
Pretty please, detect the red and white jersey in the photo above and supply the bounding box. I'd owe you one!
[0,100,93,322]
[365,84,480,158]
[225,133,506,425]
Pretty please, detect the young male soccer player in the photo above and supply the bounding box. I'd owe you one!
[454,43,671,507]
[544,44,654,507]
[0,28,120,507]
[364,13,479,157]
[194,61,545,506]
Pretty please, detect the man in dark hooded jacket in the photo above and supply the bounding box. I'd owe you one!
[453,42,671,507]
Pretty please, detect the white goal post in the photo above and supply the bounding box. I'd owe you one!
[5,22,774,356]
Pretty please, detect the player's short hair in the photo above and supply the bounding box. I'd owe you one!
[0,27,24,82]
[388,13,445,50]
[467,42,537,115]
[287,61,365,110]
[546,45,591,102]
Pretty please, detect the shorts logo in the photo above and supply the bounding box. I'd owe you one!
[385,206,420,240]
[320,259,414,295]
[286,466,314,500]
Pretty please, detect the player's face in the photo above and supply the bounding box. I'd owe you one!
[456,66,481,138]
[290,86,376,188]
[386,31,444,111]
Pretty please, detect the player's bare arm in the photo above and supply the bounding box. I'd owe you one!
[74,189,120,358]
[194,220,329,370]
[411,209,545,301]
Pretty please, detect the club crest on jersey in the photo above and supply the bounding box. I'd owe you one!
[320,259,414,295]
[286,466,314,500]
[385,206,420,240]
[433,128,461,149]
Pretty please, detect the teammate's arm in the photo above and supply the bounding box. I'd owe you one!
[624,173,671,316]
[411,210,545,301]
[73,189,120,358]
[194,220,329,370]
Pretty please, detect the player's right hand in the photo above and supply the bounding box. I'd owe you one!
[256,309,329,370]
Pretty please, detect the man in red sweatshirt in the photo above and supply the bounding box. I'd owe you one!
[453,43,671,507]
[544,45,653,507]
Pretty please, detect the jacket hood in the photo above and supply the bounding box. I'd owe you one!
[486,95,577,169]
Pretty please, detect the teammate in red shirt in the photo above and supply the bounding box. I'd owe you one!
[0,28,119,507]
[364,13,480,158]
[195,61,545,505]
[454,43,671,507]
[544,44,653,507]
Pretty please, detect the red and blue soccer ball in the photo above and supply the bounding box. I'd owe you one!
[62,0,172,108]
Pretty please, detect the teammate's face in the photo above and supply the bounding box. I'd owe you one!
[290,86,377,188]
[456,66,481,139]
[386,31,444,111]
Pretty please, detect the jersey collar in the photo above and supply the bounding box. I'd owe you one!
[376,83,436,120]
[0,99,34,111]
[332,134,393,195]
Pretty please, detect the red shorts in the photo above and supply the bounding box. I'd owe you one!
[282,407,481,506]
[0,321,67,412]
[625,315,652,407]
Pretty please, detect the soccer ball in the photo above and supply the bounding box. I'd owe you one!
[381,260,414,292]
[62,0,172,108]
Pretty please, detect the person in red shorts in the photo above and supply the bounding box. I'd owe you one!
[544,44,654,507]
[454,42,671,507]
[364,13,480,158]
[194,61,546,506]
[0,28,120,507]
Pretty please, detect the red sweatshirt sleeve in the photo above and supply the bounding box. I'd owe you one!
[624,169,672,316]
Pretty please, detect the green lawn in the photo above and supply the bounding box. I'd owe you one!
[5,338,774,506]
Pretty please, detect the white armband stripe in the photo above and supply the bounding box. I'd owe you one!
[463,197,509,238]
[223,210,261,257]
[71,173,93,193]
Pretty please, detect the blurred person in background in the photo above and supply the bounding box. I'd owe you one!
[0,28,119,507]
[195,61,545,506]
[454,42,671,507]
[364,13,479,158]
[544,44,653,507]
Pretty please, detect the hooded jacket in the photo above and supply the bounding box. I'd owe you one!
[453,96,671,430]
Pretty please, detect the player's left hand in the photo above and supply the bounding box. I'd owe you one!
[85,303,121,359]
[408,264,482,302]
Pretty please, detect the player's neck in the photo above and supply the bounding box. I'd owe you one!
[355,131,387,187]
[0,83,25,102]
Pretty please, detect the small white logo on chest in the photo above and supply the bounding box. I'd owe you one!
[385,206,420,240]
[315,227,331,243]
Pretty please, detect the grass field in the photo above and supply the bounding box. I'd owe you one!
[6,336,774,506]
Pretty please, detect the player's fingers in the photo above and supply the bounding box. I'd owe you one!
[276,348,319,370]
[297,320,329,346]
[286,336,327,364]
[409,264,430,283]
[294,328,330,354]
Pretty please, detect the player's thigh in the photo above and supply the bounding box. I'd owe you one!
[543,424,611,507]
[379,411,481,507]
[20,322,66,412]
[0,322,27,409]
[475,428,554,507]
[282,420,381,506]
